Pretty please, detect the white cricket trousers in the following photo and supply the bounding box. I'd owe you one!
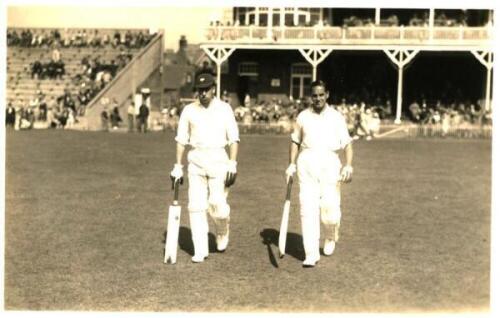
[297,149,342,260]
[187,148,230,256]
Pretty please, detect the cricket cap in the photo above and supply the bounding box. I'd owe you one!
[195,73,215,89]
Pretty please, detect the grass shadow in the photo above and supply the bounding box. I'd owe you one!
[260,228,304,262]
[163,226,217,256]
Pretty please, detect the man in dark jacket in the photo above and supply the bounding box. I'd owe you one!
[137,102,149,133]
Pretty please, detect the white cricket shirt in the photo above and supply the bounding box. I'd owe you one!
[291,105,352,151]
[175,98,240,148]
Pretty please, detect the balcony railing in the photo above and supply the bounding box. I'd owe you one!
[205,25,492,45]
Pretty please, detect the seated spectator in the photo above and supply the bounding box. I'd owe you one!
[7,29,20,46]
[234,104,251,122]
[408,100,421,123]
[31,59,43,79]
[62,28,71,47]
[102,32,110,46]
[81,30,88,46]
[419,102,431,124]
[113,30,121,47]
[22,106,35,129]
[481,109,492,126]
[52,29,61,45]
[359,104,375,139]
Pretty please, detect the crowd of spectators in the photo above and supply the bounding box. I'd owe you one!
[157,91,491,140]
[407,99,492,127]
[71,49,133,114]
[5,90,79,130]
[7,28,156,49]
[30,48,65,80]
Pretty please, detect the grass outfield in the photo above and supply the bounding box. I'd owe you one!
[4,130,491,312]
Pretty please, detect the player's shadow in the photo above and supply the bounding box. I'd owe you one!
[260,228,304,263]
[163,227,218,256]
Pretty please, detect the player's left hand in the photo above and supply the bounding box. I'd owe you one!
[340,165,353,183]
[225,160,237,187]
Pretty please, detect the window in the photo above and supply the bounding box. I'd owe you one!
[291,63,312,75]
[290,63,312,99]
[238,62,259,76]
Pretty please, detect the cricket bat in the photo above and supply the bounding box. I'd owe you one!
[278,177,293,258]
[164,179,181,264]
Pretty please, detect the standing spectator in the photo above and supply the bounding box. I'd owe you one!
[137,101,149,133]
[51,47,61,62]
[38,95,48,121]
[101,107,109,131]
[127,97,136,132]
[110,105,122,130]
[285,80,353,267]
[6,102,16,128]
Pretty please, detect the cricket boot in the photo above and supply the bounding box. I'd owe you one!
[189,211,209,263]
[214,217,230,252]
[301,213,320,267]
[302,254,320,267]
[323,223,339,256]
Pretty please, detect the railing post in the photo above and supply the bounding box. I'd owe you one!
[400,25,404,40]
[371,24,375,40]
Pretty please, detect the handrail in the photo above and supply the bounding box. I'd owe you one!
[85,31,163,111]
[83,31,163,130]
[205,25,492,44]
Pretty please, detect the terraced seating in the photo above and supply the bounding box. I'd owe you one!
[6,34,144,107]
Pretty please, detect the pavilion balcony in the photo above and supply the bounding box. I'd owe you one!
[204,25,492,46]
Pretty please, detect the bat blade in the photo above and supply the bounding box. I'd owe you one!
[164,205,181,264]
[278,200,291,258]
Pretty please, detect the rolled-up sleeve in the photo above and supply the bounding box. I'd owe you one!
[175,107,190,146]
[226,105,240,145]
[290,115,303,145]
[338,115,352,149]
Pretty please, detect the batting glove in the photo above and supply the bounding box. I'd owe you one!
[340,165,353,183]
[170,164,184,188]
[225,160,237,187]
[285,163,296,182]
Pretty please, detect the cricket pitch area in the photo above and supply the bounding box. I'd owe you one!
[4,130,491,313]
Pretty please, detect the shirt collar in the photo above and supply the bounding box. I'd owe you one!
[309,104,331,116]
[196,97,218,109]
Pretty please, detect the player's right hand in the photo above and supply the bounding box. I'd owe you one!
[170,164,184,188]
[285,163,296,182]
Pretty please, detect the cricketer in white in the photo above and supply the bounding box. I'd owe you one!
[286,80,354,268]
[170,72,239,263]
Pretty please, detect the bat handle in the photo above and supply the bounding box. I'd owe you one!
[173,179,180,201]
[285,177,293,200]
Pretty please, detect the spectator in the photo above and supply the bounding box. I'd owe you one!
[127,98,136,132]
[408,100,421,123]
[137,101,150,133]
[51,47,61,62]
[31,58,43,79]
[234,104,251,122]
[38,95,48,121]
[110,106,122,130]
[101,107,109,131]
[6,102,16,128]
